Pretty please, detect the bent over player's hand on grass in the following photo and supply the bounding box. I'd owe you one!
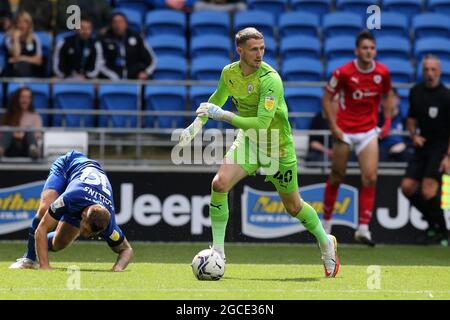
[196,102,235,122]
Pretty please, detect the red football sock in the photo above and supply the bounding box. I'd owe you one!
[359,186,376,225]
[323,180,339,221]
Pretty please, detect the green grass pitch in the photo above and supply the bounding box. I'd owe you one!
[0,241,449,300]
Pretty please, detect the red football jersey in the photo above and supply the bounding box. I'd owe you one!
[325,59,391,133]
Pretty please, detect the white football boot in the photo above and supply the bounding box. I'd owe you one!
[9,257,39,269]
[320,235,340,278]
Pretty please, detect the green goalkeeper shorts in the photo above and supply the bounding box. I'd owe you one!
[225,130,299,194]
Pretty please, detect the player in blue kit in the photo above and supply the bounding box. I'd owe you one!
[9,150,133,271]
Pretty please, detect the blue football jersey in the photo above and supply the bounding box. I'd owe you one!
[48,151,124,247]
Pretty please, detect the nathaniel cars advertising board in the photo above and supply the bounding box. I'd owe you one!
[0,170,448,244]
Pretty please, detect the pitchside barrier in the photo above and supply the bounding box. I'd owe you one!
[0,166,448,244]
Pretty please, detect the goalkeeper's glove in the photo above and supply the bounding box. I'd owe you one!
[196,102,235,122]
[178,117,204,147]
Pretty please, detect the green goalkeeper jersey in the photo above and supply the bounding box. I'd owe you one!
[208,61,296,161]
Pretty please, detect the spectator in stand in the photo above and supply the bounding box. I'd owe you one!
[99,12,156,80]
[379,88,411,162]
[153,0,197,11]
[0,87,42,159]
[0,1,12,32]
[2,11,43,77]
[306,111,333,163]
[56,0,112,33]
[18,0,53,31]
[53,16,102,79]
[194,0,246,13]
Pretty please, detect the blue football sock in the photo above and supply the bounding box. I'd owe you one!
[25,216,40,261]
[47,232,55,252]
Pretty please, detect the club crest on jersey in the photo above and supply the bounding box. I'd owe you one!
[373,74,382,84]
[264,96,275,110]
[429,106,439,118]
[248,84,254,93]
[110,230,120,241]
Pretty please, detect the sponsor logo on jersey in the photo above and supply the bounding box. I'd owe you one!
[428,106,438,118]
[110,230,120,241]
[264,96,275,111]
[351,76,359,84]
[247,84,253,93]
[241,184,358,239]
[0,181,45,235]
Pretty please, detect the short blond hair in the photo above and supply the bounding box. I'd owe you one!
[235,27,264,47]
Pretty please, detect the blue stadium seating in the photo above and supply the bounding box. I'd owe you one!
[414,37,450,61]
[52,84,95,127]
[278,11,320,38]
[379,58,414,83]
[382,0,422,20]
[322,12,363,37]
[145,10,186,36]
[189,86,219,129]
[152,56,187,80]
[280,35,321,60]
[377,36,411,60]
[113,7,143,33]
[144,85,187,128]
[284,87,323,129]
[263,57,278,70]
[428,0,450,16]
[263,36,277,60]
[115,0,148,12]
[281,58,323,81]
[371,12,409,38]
[247,0,288,22]
[412,13,450,39]
[190,35,231,59]
[416,59,450,84]
[190,11,230,37]
[326,58,351,79]
[324,36,355,60]
[98,84,139,128]
[147,34,186,58]
[234,11,275,38]
[290,0,331,18]
[6,83,50,126]
[191,56,230,81]
[336,0,379,17]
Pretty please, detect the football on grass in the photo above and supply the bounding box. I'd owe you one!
[191,249,225,281]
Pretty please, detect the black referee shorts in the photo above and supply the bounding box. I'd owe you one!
[405,142,447,181]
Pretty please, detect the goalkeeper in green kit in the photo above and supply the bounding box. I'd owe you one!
[182,28,339,278]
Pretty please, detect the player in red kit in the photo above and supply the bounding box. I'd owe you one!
[321,31,395,246]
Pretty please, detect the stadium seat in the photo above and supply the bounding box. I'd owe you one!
[263,57,278,70]
[284,87,323,129]
[324,36,355,60]
[35,31,52,77]
[247,0,288,22]
[281,58,323,81]
[382,0,422,20]
[280,35,321,60]
[377,36,411,60]
[190,56,230,81]
[6,83,50,126]
[263,36,277,60]
[146,34,186,58]
[234,11,275,39]
[416,59,450,84]
[189,86,220,129]
[189,11,230,37]
[190,35,231,59]
[98,84,139,128]
[290,0,331,18]
[412,13,450,39]
[115,0,148,12]
[428,0,450,16]
[278,11,320,38]
[371,12,409,38]
[379,58,414,83]
[144,85,187,128]
[414,37,450,61]
[322,12,363,38]
[326,57,351,79]
[152,56,187,80]
[336,0,378,17]
[52,84,95,127]
[145,10,186,36]
[113,7,143,33]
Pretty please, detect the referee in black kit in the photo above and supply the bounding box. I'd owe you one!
[401,54,450,246]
